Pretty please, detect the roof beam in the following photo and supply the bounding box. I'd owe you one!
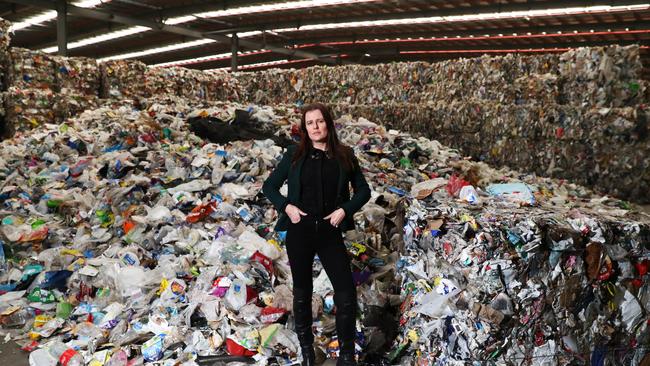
[3,0,351,65]
[56,0,67,56]
[352,40,650,54]
[208,0,650,35]
[276,22,650,46]
[133,27,650,66]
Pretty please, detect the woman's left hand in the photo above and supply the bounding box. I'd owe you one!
[324,208,345,228]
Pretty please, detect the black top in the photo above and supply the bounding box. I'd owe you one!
[299,146,340,217]
[262,144,371,232]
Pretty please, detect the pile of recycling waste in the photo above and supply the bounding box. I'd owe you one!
[0,96,648,366]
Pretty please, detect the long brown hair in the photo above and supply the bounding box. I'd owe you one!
[292,103,354,172]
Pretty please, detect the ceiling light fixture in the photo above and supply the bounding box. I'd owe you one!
[11,0,109,32]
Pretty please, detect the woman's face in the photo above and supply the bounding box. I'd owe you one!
[304,109,328,144]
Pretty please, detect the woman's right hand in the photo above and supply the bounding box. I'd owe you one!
[285,204,307,224]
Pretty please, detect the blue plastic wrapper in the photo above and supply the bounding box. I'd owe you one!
[486,183,535,205]
[142,333,165,362]
[387,186,408,196]
[324,294,335,314]
[20,264,44,282]
[40,270,73,291]
[0,240,5,273]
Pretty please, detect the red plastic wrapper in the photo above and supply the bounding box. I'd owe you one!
[260,306,287,323]
[225,337,257,356]
[446,175,470,198]
[59,348,80,365]
[246,286,258,304]
[635,260,649,276]
[20,226,49,242]
[21,340,39,352]
[186,201,218,223]
[597,257,613,281]
[250,250,274,275]
[122,220,135,234]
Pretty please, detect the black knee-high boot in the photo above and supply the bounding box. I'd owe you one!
[334,291,357,366]
[294,288,315,366]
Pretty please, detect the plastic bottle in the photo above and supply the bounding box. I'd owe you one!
[47,341,84,366]
[28,348,57,366]
[225,279,248,311]
[1,309,29,328]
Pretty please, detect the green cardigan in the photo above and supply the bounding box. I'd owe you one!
[262,144,371,232]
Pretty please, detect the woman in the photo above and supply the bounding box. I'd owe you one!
[263,103,371,366]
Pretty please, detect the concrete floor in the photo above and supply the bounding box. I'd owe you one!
[0,341,29,366]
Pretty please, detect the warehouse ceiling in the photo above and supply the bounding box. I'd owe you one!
[1,0,650,72]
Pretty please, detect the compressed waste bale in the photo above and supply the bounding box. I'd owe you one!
[99,59,147,99]
[0,18,9,91]
[323,100,650,203]
[51,55,100,96]
[0,91,5,136]
[204,69,242,102]
[0,51,7,94]
[144,66,181,98]
[559,45,645,107]
[3,86,54,135]
[176,67,209,100]
[52,92,99,121]
[234,45,642,109]
[0,17,10,50]
[8,48,55,90]
[512,73,559,105]
[146,66,211,100]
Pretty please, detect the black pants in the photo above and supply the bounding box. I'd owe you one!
[286,216,357,344]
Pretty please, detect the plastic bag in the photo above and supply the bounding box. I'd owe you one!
[446,174,470,197]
